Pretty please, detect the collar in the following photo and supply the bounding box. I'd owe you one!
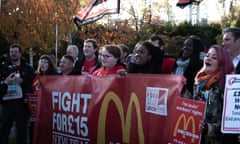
[233,55,240,68]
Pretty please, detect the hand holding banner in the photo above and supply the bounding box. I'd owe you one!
[33,74,206,144]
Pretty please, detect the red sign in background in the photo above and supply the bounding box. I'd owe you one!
[26,93,38,120]
[33,74,205,144]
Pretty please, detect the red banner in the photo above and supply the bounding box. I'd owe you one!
[168,97,205,144]
[26,93,38,120]
[176,0,203,8]
[176,0,193,8]
[33,74,205,144]
[74,0,120,27]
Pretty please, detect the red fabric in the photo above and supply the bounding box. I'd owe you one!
[27,75,40,119]
[92,65,125,77]
[82,59,97,74]
[162,56,176,74]
[177,0,191,3]
[32,74,40,94]
[202,122,209,134]
[33,75,206,144]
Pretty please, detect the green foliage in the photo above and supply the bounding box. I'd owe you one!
[117,21,222,57]
[0,20,224,63]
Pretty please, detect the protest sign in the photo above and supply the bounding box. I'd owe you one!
[221,74,240,133]
[33,74,205,144]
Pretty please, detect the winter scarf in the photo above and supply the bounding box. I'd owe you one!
[195,71,221,90]
[175,58,190,75]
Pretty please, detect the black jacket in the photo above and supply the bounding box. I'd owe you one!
[1,60,35,103]
[174,59,203,95]
[127,62,162,74]
[236,61,240,74]
[0,83,8,98]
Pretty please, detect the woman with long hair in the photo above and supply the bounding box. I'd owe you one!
[193,45,234,144]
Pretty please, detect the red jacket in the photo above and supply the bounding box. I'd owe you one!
[92,65,125,77]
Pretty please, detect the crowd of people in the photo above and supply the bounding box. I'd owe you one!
[0,27,240,144]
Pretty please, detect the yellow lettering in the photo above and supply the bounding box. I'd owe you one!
[97,92,144,144]
[173,114,195,143]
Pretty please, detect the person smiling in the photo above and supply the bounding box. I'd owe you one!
[193,45,234,144]
[127,40,163,74]
[76,39,101,76]
[174,35,205,95]
[92,45,126,77]
[59,55,79,75]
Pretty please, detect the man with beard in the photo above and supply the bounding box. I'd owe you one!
[0,44,35,144]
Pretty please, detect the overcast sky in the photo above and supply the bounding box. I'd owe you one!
[103,0,234,24]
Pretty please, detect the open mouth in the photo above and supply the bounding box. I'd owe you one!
[135,57,141,62]
[205,62,211,66]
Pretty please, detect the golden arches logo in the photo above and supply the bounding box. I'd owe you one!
[173,114,195,143]
[97,91,144,144]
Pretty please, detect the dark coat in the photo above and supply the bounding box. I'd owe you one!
[0,83,8,98]
[127,62,162,74]
[1,60,35,103]
[236,61,240,74]
[174,59,203,95]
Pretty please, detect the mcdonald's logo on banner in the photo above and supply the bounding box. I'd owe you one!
[173,114,197,143]
[97,91,144,144]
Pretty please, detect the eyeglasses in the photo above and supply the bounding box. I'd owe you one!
[100,54,113,59]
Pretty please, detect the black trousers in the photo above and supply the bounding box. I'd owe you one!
[0,103,28,144]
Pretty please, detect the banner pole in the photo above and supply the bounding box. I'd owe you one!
[55,23,58,66]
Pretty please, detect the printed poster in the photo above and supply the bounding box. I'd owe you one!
[33,74,207,144]
[221,74,240,133]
